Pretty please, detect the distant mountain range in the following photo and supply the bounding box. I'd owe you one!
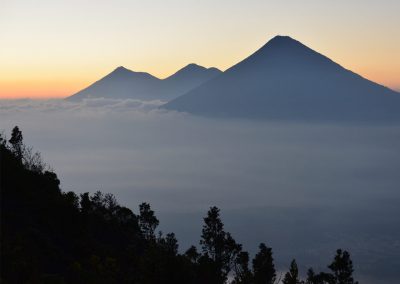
[164,36,400,121]
[67,64,221,101]
[68,35,400,121]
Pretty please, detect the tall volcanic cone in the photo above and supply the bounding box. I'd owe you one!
[163,36,400,121]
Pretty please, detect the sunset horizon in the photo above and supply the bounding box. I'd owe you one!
[1,34,400,99]
[1,0,399,99]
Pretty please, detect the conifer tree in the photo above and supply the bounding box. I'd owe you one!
[252,243,276,284]
[200,206,242,283]
[328,249,358,284]
[282,259,303,284]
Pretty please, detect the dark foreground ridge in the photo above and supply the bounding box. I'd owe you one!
[1,126,358,284]
[163,35,400,121]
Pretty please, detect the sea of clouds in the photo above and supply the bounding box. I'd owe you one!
[1,98,399,284]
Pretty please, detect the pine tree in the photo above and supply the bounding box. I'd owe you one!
[232,251,253,284]
[252,243,276,284]
[200,206,242,283]
[283,259,303,284]
[328,249,358,284]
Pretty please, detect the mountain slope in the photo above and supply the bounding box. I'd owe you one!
[163,36,400,121]
[67,64,221,101]
[68,66,162,101]
[163,63,222,97]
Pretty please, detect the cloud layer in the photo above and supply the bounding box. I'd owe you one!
[1,98,399,284]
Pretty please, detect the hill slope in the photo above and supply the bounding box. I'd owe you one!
[0,127,359,283]
[163,36,400,121]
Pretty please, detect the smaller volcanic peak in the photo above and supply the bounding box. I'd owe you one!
[66,66,161,101]
[109,66,135,75]
[161,64,222,98]
[181,63,207,71]
[107,66,158,81]
[105,66,136,79]
[166,64,221,81]
[113,66,130,72]
[67,63,222,101]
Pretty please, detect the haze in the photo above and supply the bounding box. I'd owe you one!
[1,99,399,283]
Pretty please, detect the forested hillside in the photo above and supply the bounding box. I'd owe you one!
[0,127,357,284]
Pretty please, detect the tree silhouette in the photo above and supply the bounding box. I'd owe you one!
[0,131,6,146]
[80,192,92,214]
[305,249,358,284]
[328,249,358,284]
[201,206,225,261]
[185,246,200,264]
[157,232,179,255]
[138,202,159,240]
[232,251,253,284]
[252,243,276,284]
[8,126,23,162]
[283,259,303,284]
[200,206,242,283]
[305,268,333,284]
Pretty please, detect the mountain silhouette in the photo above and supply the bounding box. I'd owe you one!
[67,64,221,101]
[163,36,400,121]
[163,63,222,98]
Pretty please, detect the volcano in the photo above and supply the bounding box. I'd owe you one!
[163,36,400,121]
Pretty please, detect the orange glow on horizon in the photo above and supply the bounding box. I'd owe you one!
[0,79,90,99]
[0,63,399,100]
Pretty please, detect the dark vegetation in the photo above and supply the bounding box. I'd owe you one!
[1,126,358,283]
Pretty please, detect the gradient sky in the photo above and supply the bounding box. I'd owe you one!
[1,0,399,99]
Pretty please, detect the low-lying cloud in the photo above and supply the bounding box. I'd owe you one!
[1,98,399,284]
[0,98,166,114]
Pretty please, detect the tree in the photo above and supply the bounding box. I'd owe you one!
[252,243,276,284]
[306,268,334,284]
[201,206,225,262]
[185,246,200,264]
[232,251,253,284]
[6,126,45,172]
[328,249,358,284]
[22,146,45,173]
[0,131,6,146]
[8,126,23,162]
[305,249,358,284]
[80,192,92,214]
[283,259,303,284]
[138,202,159,240]
[200,206,242,283]
[158,232,179,255]
[306,268,317,284]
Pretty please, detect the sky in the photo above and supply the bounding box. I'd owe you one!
[0,0,399,99]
